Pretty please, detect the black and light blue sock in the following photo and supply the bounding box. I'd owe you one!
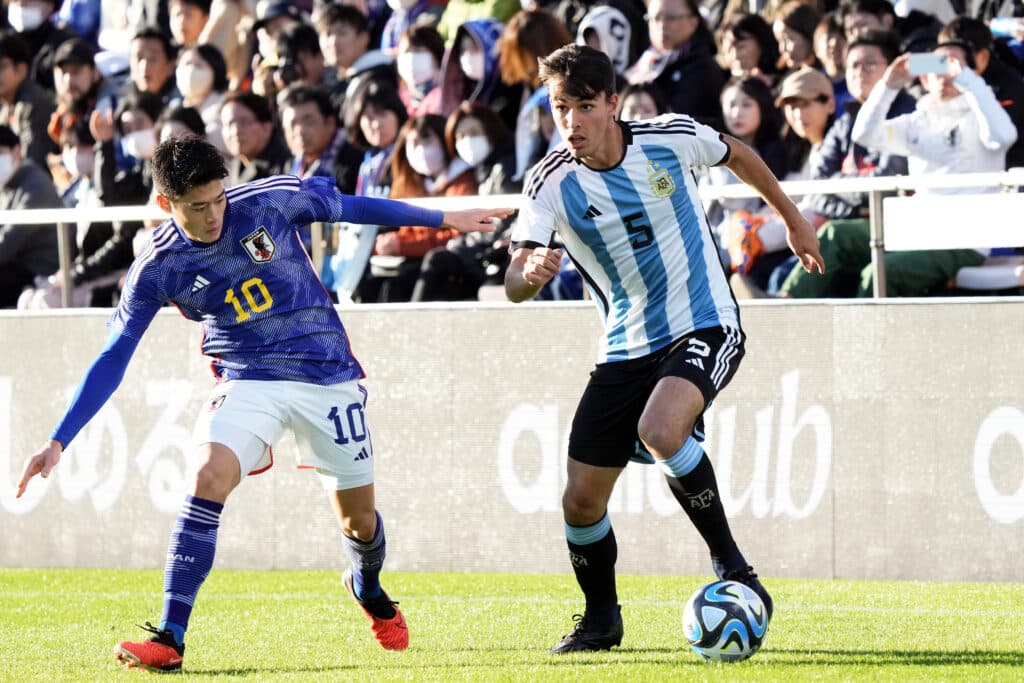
[159,495,222,646]
[660,437,740,567]
[565,512,619,624]
[343,510,386,601]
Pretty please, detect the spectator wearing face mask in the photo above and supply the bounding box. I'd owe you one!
[219,90,291,186]
[411,103,518,301]
[5,0,77,92]
[89,89,163,213]
[360,114,477,302]
[396,25,444,118]
[175,44,229,152]
[439,18,521,133]
[380,0,447,53]
[0,124,63,308]
[0,30,56,172]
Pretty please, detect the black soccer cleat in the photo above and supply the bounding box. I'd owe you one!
[550,606,624,653]
[717,564,774,622]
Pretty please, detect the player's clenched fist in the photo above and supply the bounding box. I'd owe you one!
[523,247,564,287]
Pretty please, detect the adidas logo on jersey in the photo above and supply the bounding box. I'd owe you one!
[353,447,371,462]
[686,357,705,370]
[191,275,210,293]
[581,204,602,220]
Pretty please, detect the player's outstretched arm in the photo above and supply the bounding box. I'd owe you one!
[722,134,825,274]
[16,440,63,498]
[440,207,515,233]
[505,246,563,302]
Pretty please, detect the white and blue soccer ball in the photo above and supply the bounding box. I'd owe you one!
[682,580,768,662]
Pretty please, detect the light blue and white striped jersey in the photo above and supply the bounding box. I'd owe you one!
[514,114,740,363]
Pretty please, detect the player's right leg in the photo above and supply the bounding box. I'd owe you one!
[114,442,241,672]
[551,459,625,654]
[116,381,283,672]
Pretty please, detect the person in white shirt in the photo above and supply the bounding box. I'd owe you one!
[787,41,1017,297]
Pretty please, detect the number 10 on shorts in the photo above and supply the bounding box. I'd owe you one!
[328,402,368,445]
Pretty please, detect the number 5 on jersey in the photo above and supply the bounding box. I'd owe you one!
[225,277,274,322]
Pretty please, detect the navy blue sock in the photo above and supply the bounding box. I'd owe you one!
[159,495,222,646]
[343,510,386,601]
[565,513,619,623]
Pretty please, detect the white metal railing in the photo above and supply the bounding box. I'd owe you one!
[6,171,1023,306]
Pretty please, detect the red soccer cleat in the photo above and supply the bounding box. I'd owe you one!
[343,569,409,650]
[113,622,185,673]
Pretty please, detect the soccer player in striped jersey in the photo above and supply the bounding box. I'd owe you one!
[16,134,511,672]
[506,45,825,653]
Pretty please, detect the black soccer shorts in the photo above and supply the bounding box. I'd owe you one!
[567,325,745,468]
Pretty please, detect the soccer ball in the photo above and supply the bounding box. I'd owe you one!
[682,580,768,662]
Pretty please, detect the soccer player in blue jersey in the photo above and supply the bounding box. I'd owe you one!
[505,45,825,653]
[15,134,511,672]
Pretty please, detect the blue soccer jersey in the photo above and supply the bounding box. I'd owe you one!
[113,175,364,385]
[513,114,741,362]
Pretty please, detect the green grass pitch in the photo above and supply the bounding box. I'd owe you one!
[1,569,1022,681]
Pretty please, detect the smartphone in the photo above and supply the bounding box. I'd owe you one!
[907,53,950,76]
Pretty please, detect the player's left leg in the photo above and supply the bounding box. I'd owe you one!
[290,379,407,651]
[328,483,408,651]
[641,329,773,620]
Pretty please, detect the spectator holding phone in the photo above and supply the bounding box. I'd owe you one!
[782,42,1017,298]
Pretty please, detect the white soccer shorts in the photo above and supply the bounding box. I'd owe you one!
[191,379,374,490]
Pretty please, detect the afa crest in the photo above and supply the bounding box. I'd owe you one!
[648,160,675,199]
[240,227,276,262]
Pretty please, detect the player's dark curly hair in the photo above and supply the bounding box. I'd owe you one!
[151,134,228,199]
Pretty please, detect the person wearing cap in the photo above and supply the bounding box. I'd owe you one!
[0,124,64,308]
[253,0,306,62]
[730,66,837,298]
[0,29,56,171]
[802,29,915,226]
[48,37,119,185]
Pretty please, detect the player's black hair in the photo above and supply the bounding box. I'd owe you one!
[538,44,615,101]
[151,134,228,199]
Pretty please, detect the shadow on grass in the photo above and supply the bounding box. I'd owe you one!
[184,665,358,676]
[767,648,1024,667]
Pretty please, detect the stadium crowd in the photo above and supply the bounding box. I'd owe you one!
[0,0,1022,307]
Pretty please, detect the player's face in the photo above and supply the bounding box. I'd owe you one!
[548,79,620,167]
[168,179,227,243]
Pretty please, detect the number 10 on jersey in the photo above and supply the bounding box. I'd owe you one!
[225,277,274,322]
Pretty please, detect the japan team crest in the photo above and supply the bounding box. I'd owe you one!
[648,160,675,199]
[240,227,276,262]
